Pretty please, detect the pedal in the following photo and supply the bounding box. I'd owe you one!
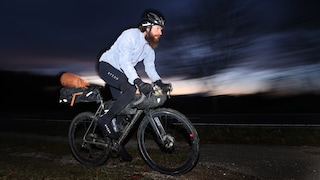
[110,140,120,157]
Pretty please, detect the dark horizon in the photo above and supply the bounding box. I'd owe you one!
[2,70,320,116]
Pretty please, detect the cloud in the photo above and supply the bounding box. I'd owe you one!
[1,0,320,95]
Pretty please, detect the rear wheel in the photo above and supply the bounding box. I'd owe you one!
[68,112,110,166]
[137,108,200,175]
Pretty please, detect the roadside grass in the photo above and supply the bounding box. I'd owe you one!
[196,125,320,146]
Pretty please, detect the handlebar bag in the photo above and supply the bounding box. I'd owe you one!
[135,93,167,109]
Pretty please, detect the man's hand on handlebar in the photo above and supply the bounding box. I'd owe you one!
[154,80,172,92]
[134,78,153,95]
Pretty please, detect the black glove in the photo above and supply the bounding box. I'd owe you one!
[134,78,153,95]
[154,80,172,92]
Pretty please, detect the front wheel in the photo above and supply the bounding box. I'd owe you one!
[68,112,110,166]
[137,108,200,175]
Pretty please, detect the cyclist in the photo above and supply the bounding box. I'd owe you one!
[97,9,171,162]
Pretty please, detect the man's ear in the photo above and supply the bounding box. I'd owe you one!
[146,26,151,32]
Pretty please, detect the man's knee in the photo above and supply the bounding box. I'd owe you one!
[120,82,137,96]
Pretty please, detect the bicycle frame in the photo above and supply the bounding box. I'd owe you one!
[81,99,106,147]
[118,109,143,144]
[80,95,169,148]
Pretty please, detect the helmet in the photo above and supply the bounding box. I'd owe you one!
[141,10,165,27]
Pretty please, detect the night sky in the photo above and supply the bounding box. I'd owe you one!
[1,0,320,95]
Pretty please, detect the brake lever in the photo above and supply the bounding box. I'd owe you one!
[166,83,173,99]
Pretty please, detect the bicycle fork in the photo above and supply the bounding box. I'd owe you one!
[146,112,175,149]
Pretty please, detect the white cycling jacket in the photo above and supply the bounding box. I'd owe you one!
[99,28,161,85]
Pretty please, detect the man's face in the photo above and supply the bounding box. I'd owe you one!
[145,25,163,49]
[149,25,163,42]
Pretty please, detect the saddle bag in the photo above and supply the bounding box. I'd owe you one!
[59,86,102,106]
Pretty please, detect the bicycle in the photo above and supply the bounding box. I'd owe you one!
[62,84,200,175]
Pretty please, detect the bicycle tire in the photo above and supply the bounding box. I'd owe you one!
[137,108,200,175]
[68,112,110,166]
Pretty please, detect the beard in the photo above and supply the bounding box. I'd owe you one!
[145,31,160,49]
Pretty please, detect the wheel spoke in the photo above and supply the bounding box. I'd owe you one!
[137,108,199,175]
[68,112,110,166]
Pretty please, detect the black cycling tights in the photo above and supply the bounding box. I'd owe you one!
[98,62,137,123]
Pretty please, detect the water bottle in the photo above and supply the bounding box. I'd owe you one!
[111,118,119,132]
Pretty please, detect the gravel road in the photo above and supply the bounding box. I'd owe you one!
[200,144,320,180]
[2,131,320,179]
